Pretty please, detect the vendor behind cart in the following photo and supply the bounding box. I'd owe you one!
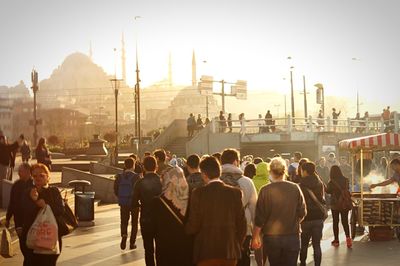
[370,158,400,189]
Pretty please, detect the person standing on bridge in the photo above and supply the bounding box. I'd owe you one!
[332,108,341,132]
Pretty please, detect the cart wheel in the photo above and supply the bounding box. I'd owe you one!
[350,207,358,240]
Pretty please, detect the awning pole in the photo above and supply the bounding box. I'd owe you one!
[360,149,364,225]
[351,153,354,192]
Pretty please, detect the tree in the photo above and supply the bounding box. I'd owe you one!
[47,135,60,146]
[103,132,116,143]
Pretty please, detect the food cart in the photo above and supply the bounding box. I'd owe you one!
[339,133,400,240]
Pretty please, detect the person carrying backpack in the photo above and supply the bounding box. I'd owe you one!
[326,165,352,248]
[114,158,141,250]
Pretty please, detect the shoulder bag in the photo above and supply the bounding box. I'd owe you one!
[305,188,329,220]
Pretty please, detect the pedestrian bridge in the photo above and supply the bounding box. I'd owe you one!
[146,112,400,159]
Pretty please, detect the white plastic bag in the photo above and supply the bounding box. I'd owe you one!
[26,205,59,252]
[1,228,14,258]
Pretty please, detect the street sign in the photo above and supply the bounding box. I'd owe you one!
[199,75,213,96]
[231,80,247,100]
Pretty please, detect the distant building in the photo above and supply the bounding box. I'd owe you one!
[0,99,12,139]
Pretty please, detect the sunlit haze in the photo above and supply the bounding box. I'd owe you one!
[1,0,400,114]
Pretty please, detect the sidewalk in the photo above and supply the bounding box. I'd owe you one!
[2,204,146,266]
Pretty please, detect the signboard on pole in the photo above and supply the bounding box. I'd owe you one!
[314,83,324,104]
[231,80,247,100]
[199,75,213,96]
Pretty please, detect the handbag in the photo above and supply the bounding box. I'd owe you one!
[26,205,58,250]
[331,179,353,211]
[1,228,13,258]
[52,190,78,237]
[305,188,329,220]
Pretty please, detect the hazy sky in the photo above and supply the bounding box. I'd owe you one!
[1,0,399,113]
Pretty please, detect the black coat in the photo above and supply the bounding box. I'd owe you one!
[152,196,194,266]
[185,181,246,264]
[299,175,325,221]
[326,176,349,211]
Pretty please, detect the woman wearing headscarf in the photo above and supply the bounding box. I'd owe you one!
[152,166,194,266]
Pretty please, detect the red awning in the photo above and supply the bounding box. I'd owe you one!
[339,133,400,151]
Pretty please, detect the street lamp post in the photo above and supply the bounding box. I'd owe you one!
[110,78,122,166]
[31,69,39,147]
[290,67,295,124]
[134,16,142,156]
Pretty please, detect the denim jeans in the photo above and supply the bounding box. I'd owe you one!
[300,219,324,266]
[263,234,300,266]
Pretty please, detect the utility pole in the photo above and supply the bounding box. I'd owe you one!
[110,78,122,166]
[290,68,295,124]
[221,80,225,113]
[135,39,141,156]
[284,94,287,117]
[206,96,209,118]
[303,75,308,118]
[357,90,360,114]
[31,69,39,147]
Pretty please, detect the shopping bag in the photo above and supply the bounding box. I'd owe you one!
[26,205,58,250]
[1,228,14,258]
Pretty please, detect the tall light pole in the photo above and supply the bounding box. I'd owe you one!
[302,75,308,118]
[31,69,39,147]
[134,16,142,155]
[287,56,295,124]
[111,48,123,166]
[352,58,361,115]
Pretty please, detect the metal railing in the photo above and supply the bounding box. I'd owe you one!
[211,112,400,135]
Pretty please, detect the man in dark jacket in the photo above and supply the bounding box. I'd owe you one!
[299,162,325,266]
[132,156,162,266]
[114,158,140,250]
[186,156,246,266]
[5,163,34,260]
[186,154,204,193]
[0,135,22,200]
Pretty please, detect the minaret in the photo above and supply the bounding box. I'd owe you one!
[168,52,172,87]
[89,41,93,61]
[121,32,126,81]
[192,50,197,87]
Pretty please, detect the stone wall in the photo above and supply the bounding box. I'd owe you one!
[61,167,117,203]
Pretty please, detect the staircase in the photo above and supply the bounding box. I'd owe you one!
[165,137,188,158]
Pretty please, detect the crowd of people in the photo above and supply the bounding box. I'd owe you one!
[4,130,400,266]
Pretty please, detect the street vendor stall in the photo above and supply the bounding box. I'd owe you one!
[339,133,400,240]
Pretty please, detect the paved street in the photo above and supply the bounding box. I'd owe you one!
[2,203,400,266]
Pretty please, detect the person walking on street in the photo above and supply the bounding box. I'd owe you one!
[251,157,307,266]
[5,163,34,265]
[0,135,22,199]
[220,149,258,266]
[265,110,273,132]
[186,154,204,193]
[152,164,193,266]
[326,165,352,248]
[20,137,31,163]
[21,163,65,265]
[114,158,141,250]
[35,137,52,170]
[132,156,162,266]
[186,156,247,266]
[299,162,326,266]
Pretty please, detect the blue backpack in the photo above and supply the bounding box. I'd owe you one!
[118,171,139,206]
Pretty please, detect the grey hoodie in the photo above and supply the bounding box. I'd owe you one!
[221,164,258,235]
